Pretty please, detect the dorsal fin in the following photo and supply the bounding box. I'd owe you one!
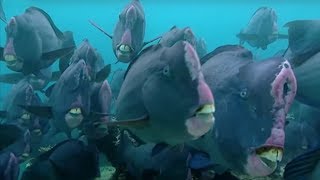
[26,7,64,39]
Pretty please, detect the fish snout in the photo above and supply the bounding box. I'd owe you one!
[245,146,283,177]
[3,37,18,66]
[65,107,84,129]
[125,5,137,28]
[116,29,134,62]
[185,80,215,139]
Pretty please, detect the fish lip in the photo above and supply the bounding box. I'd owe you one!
[116,44,134,55]
[271,60,297,113]
[255,145,283,170]
[245,145,283,177]
[65,107,84,128]
[4,54,18,66]
[185,104,215,138]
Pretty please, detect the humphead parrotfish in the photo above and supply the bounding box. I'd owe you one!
[188,45,297,177]
[0,79,49,136]
[283,20,320,109]
[89,0,160,63]
[69,39,111,82]
[1,6,75,75]
[110,41,215,145]
[237,7,287,50]
[21,60,91,137]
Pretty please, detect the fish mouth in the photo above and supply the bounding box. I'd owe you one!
[32,129,42,136]
[245,146,283,177]
[65,107,84,129]
[117,44,133,56]
[185,104,215,138]
[20,113,31,120]
[4,54,18,66]
[19,113,31,126]
[255,146,283,168]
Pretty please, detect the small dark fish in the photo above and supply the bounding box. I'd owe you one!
[189,45,297,177]
[237,7,287,50]
[284,20,320,66]
[284,146,320,180]
[1,7,75,75]
[21,139,100,180]
[89,0,160,63]
[113,41,215,145]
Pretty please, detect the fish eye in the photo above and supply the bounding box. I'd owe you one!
[239,88,248,99]
[162,65,170,76]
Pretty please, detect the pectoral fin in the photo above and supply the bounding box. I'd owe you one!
[19,105,53,119]
[106,114,149,128]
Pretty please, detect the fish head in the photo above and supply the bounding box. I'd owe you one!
[71,39,98,81]
[3,16,42,72]
[215,57,297,177]
[51,59,91,130]
[5,80,40,128]
[113,0,145,62]
[3,17,23,71]
[160,26,196,47]
[142,41,215,143]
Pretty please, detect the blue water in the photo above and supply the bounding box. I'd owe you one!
[1,0,319,104]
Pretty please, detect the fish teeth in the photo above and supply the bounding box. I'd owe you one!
[197,104,215,114]
[4,55,17,62]
[21,113,31,120]
[119,44,131,53]
[258,148,283,162]
[69,108,81,115]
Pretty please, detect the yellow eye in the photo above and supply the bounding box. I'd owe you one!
[69,108,81,115]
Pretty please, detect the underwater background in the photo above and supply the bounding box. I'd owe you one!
[0,1,319,179]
